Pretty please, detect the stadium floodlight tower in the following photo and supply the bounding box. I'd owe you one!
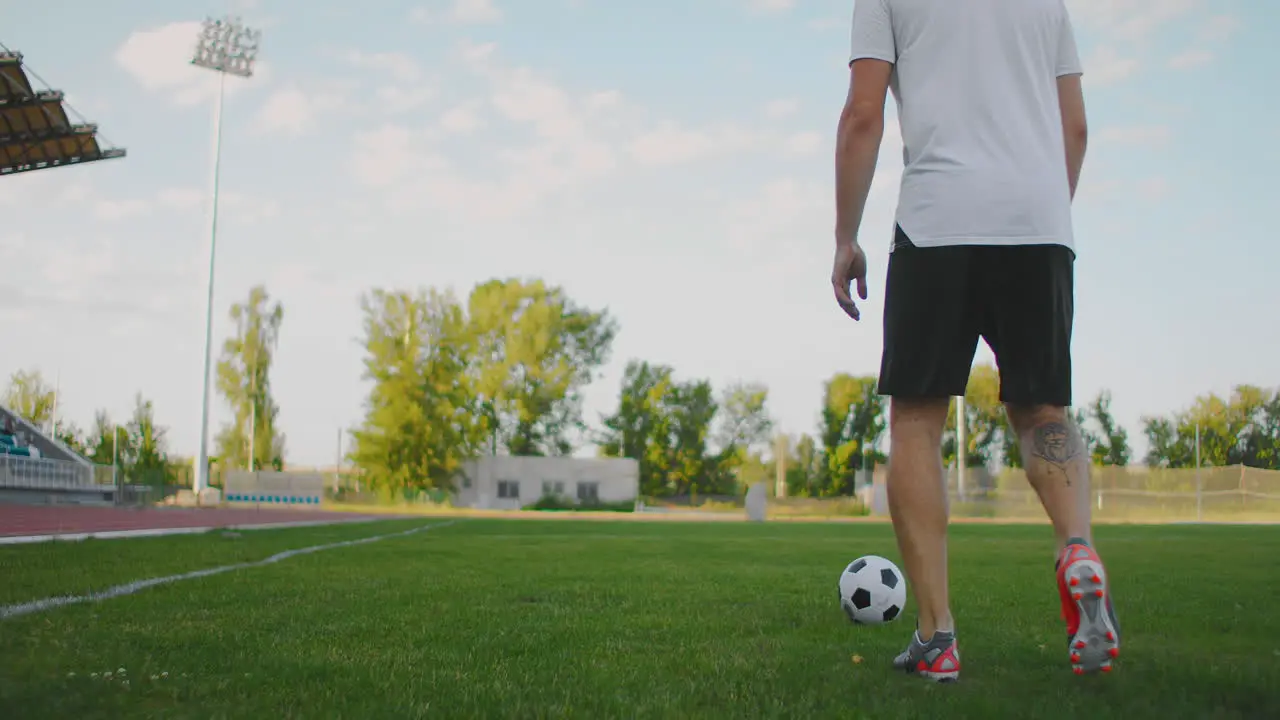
[190,16,261,497]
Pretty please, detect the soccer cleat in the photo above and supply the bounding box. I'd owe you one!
[892,629,961,683]
[1056,539,1121,675]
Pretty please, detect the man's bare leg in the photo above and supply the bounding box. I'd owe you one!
[886,397,953,640]
[1006,403,1120,674]
[1004,404,1092,546]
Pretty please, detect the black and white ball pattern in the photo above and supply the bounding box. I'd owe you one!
[838,555,907,625]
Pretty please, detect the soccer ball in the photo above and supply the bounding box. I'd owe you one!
[838,555,907,625]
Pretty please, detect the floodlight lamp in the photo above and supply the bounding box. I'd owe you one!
[191,16,261,78]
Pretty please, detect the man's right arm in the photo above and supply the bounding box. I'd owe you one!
[1055,5,1087,200]
[1057,74,1088,201]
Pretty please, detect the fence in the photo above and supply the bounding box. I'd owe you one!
[0,454,97,490]
[946,465,1280,523]
[0,455,197,507]
[632,465,1280,523]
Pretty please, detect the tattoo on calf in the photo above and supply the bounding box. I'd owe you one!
[1030,422,1084,482]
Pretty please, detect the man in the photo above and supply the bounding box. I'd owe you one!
[831,0,1120,682]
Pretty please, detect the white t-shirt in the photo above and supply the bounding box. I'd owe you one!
[849,0,1084,252]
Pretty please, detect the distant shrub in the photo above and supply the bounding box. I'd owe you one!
[526,494,634,513]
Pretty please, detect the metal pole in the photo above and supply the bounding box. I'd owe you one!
[335,427,343,492]
[956,395,966,501]
[50,369,60,437]
[194,69,226,496]
[248,368,256,472]
[190,15,261,494]
[1194,423,1202,522]
[775,433,786,498]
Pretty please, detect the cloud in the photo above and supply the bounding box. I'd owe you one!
[1067,0,1199,41]
[452,0,504,23]
[1167,14,1238,69]
[627,122,760,167]
[439,101,485,134]
[1084,46,1139,87]
[115,21,269,106]
[1068,1,1235,82]
[782,131,823,156]
[254,86,347,135]
[93,198,151,222]
[748,0,796,13]
[343,52,435,115]
[410,0,504,25]
[158,188,204,211]
[765,98,799,119]
[1097,124,1173,145]
[1168,50,1213,69]
[345,51,424,83]
[342,41,638,219]
[1136,176,1170,201]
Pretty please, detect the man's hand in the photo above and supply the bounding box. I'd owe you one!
[831,240,869,321]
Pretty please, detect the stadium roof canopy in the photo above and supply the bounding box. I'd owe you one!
[0,49,126,178]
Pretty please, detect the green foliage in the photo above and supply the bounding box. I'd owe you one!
[817,373,884,496]
[942,364,1003,468]
[350,279,616,494]
[53,422,90,457]
[3,369,55,428]
[467,278,617,456]
[215,286,286,471]
[1142,385,1280,469]
[761,433,826,497]
[76,397,177,485]
[525,494,634,512]
[716,382,774,456]
[350,288,484,495]
[1088,390,1130,466]
[598,361,742,497]
[85,410,124,466]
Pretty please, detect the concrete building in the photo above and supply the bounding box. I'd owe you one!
[454,455,640,510]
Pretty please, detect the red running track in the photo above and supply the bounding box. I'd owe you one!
[0,504,386,539]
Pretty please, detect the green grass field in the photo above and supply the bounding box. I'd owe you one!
[1,518,1278,719]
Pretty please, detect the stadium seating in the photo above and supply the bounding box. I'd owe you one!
[1,431,40,458]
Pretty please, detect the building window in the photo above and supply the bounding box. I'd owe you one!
[541,481,566,497]
[577,482,600,504]
[497,480,520,499]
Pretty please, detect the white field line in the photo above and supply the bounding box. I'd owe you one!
[0,521,455,621]
[0,517,394,546]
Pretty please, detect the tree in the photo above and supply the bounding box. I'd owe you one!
[714,382,774,489]
[54,423,90,457]
[716,383,773,455]
[598,361,730,497]
[665,378,727,496]
[126,394,170,482]
[598,360,678,496]
[215,286,286,471]
[764,433,824,497]
[467,278,617,456]
[1143,386,1280,470]
[86,410,129,467]
[349,288,485,494]
[1088,390,1130,466]
[943,364,1003,469]
[818,374,885,496]
[3,369,55,428]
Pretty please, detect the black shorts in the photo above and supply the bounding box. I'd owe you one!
[877,225,1075,407]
